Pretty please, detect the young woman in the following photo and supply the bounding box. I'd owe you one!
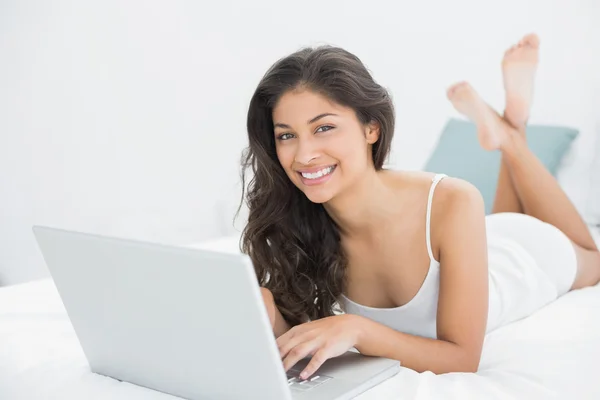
[239,34,600,380]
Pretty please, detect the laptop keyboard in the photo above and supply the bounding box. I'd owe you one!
[286,369,332,391]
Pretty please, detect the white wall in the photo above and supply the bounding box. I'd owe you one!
[1,0,599,286]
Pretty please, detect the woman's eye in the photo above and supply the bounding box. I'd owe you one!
[316,125,334,133]
[277,133,294,141]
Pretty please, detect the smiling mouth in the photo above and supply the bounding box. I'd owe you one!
[297,165,336,180]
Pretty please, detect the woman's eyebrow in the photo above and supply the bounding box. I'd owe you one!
[274,113,338,129]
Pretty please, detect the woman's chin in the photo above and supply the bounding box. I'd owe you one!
[302,188,335,204]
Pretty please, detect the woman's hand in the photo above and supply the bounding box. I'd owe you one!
[276,314,363,380]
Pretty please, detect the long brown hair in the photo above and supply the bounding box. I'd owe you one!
[238,46,395,326]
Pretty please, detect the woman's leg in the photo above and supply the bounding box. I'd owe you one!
[497,126,600,288]
[447,81,600,289]
[491,34,540,214]
[491,118,523,214]
[496,33,599,287]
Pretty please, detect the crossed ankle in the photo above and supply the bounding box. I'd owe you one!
[501,113,527,134]
[501,127,526,152]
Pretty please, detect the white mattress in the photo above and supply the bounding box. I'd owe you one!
[1,234,600,400]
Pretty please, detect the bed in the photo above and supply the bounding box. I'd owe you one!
[1,230,599,400]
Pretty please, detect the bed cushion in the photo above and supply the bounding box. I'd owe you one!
[424,118,578,214]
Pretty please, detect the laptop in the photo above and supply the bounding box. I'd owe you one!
[32,225,400,400]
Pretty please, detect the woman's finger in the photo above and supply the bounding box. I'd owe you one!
[299,348,330,380]
[275,323,302,348]
[276,320,316,349]
[278,330,318,359]
[282,340,320,372]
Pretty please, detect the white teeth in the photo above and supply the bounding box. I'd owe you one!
[301,166,335,180]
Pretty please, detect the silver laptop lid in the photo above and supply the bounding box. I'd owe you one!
[33,225,293,400]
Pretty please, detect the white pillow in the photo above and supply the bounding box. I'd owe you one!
[585,120,600,225]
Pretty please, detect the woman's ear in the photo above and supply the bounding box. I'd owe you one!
[365,120,381,144]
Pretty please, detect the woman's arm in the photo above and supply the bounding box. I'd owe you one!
[355,178,489,373]
[353,316,477,373]
[260,287,292,337]
[277,178,489,378]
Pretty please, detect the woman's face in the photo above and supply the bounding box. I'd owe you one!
[272,89,379,204]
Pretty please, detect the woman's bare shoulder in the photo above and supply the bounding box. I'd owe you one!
[431,176,483,210]
[426,176,485,261]
[379,168,437,191]
[379,169,484,222]
[381,169,479,197]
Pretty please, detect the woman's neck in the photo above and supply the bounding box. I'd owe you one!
[323,168,398,238]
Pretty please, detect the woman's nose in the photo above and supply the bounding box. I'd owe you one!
[294,136,321,165]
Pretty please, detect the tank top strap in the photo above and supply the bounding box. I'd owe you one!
[426,173,447,262]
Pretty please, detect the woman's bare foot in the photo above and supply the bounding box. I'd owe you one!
[502,33,540,130]
[447,81,513,151]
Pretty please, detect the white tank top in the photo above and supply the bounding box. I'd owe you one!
[338,173,447,339]
[338,173,578,339]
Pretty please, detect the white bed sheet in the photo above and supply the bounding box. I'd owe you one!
[1,234,600,400]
